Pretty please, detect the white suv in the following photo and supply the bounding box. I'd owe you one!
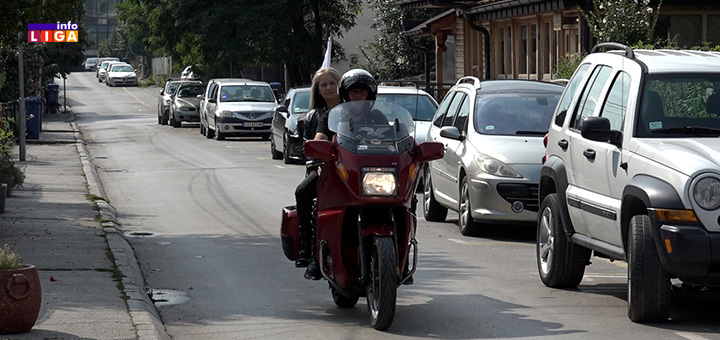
[538,42,720,323]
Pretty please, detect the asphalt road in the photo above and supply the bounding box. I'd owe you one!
[66,72,720,340]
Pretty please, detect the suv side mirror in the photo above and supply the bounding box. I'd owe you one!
[208,98,217,103]
[581,117,622,146]
[160,90,164,95]
[276,105,289,113]
[439,126,465,141]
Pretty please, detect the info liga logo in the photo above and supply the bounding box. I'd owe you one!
[27,22,79,43]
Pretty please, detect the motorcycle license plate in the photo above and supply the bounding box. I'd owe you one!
[244,122,264,127]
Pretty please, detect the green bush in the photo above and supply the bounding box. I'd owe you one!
[0,244,23,270]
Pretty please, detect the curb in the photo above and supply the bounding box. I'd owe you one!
[70,120,170,340]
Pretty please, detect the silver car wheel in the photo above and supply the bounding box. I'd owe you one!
[538,205,554,275]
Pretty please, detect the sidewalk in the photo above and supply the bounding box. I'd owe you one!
[0,112,168,339]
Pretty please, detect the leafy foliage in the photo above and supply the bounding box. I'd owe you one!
[580,0,662,46]
[0,0,87,102]
[0,244,24,270]
[360,0,436,80]
[0,116,25,188]
[553,53,586,80]
[117,0,362,86]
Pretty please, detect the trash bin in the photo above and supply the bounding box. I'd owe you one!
[25,97,43,139]
[45,84,59,114]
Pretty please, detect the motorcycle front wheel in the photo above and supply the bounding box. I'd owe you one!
[366,236,397,330]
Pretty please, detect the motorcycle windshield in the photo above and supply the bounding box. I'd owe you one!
[328,101,416,155]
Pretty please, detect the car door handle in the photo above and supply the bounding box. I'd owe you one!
[558,139,569,150]
[583,149,596,160]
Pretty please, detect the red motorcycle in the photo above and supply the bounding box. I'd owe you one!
[281,101,444,330]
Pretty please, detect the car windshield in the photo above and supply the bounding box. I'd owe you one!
[375,93,437,121]
[166,82,181,95]
[111,65,133,72]
[474,92,560,135]
[638,74,720,137]
[328,101,415,155]
[177,85,204,98]
[220,85,275,102]
[291,91,311,116]
[86,58,98,65]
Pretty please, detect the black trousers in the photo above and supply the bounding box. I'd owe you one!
[294,169,318,232]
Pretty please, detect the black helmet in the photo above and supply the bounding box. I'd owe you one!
[339,69,377,102]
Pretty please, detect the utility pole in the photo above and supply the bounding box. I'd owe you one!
[17,32,26,161]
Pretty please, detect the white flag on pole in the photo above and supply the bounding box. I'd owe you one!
[321,37,332,68]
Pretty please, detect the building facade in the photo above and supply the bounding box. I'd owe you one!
[83,0,122,57]
[398,0,720,93]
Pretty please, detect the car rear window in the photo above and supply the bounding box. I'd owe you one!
[474,92,561,135]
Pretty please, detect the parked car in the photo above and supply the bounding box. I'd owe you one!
[97,60,124,83]
[168,82,205,127]
[105,64,138,87]
[538,43,720,323]
[424,77,563,236]
[376,85,439,143]
[95,57,119,77]
[270,87,311,163]
[198,78,248,136]
[158,79,201,125]
[270,85,438,165]
[84,57,99,71]
[201,79,277,141]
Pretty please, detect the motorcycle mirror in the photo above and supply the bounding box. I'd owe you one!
[416,141,444,163]
[304,140,334,162]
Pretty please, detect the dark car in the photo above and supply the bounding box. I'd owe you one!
[270,87,311,163]
[169,82,205,127]
[158,79,201,125]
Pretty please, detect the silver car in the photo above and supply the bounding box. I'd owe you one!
[169,82,205,127]
[202,79,277,141]
[105,64,138,87]
[424,77,563,236]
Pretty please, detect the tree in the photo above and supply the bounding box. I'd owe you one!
[580,0,663,46]
[0,0,86,102]
[359,0,436,81]
[117,0,362,86]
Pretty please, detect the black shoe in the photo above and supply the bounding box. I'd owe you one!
[295,249,310,268]
[304,259,322,280]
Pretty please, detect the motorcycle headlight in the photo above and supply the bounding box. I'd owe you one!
[693,177,720,210]
[221,110,235,118]
[362,167,397,196]
[474,153,522,178]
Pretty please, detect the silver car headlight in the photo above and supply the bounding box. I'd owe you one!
[693,177,720,210]
[221,110,235,118]
[474,153,522,178]
[362,167,397,196]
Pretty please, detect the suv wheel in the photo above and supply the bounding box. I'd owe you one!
[171,114,181,128]
[200,123,205,135]
[205,122,215,139]
[423,170,447,222]
[628,214,670,322]
[458,177,484,236]
[161,110,169,126]
[536,193,590,288]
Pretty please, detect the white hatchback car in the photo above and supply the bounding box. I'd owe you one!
[424,77,563,235]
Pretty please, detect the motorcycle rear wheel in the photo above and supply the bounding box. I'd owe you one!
[366,236,397,330]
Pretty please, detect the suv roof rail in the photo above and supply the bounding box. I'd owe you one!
[456,76,481,88]
[591,42,635,59]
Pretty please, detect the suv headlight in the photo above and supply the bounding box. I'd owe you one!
[221,110,235,118]
[362,167,397,196]
[693,177,720,210]
[474,153,522,178]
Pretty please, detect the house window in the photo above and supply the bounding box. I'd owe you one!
[520,24,528,76]
[709,15,720,45]
[541,20,553,80]
[442,35,456,84]
[530,23,537,78]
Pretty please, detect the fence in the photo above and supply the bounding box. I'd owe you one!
[152,57,172,77]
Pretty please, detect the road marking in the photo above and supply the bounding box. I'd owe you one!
[447,238,467,244]
[123,87,152,108]
[583,274,626,278]
[675,332,710,340]
[274,165,285,169]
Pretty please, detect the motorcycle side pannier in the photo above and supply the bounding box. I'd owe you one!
[280,205,300,261]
